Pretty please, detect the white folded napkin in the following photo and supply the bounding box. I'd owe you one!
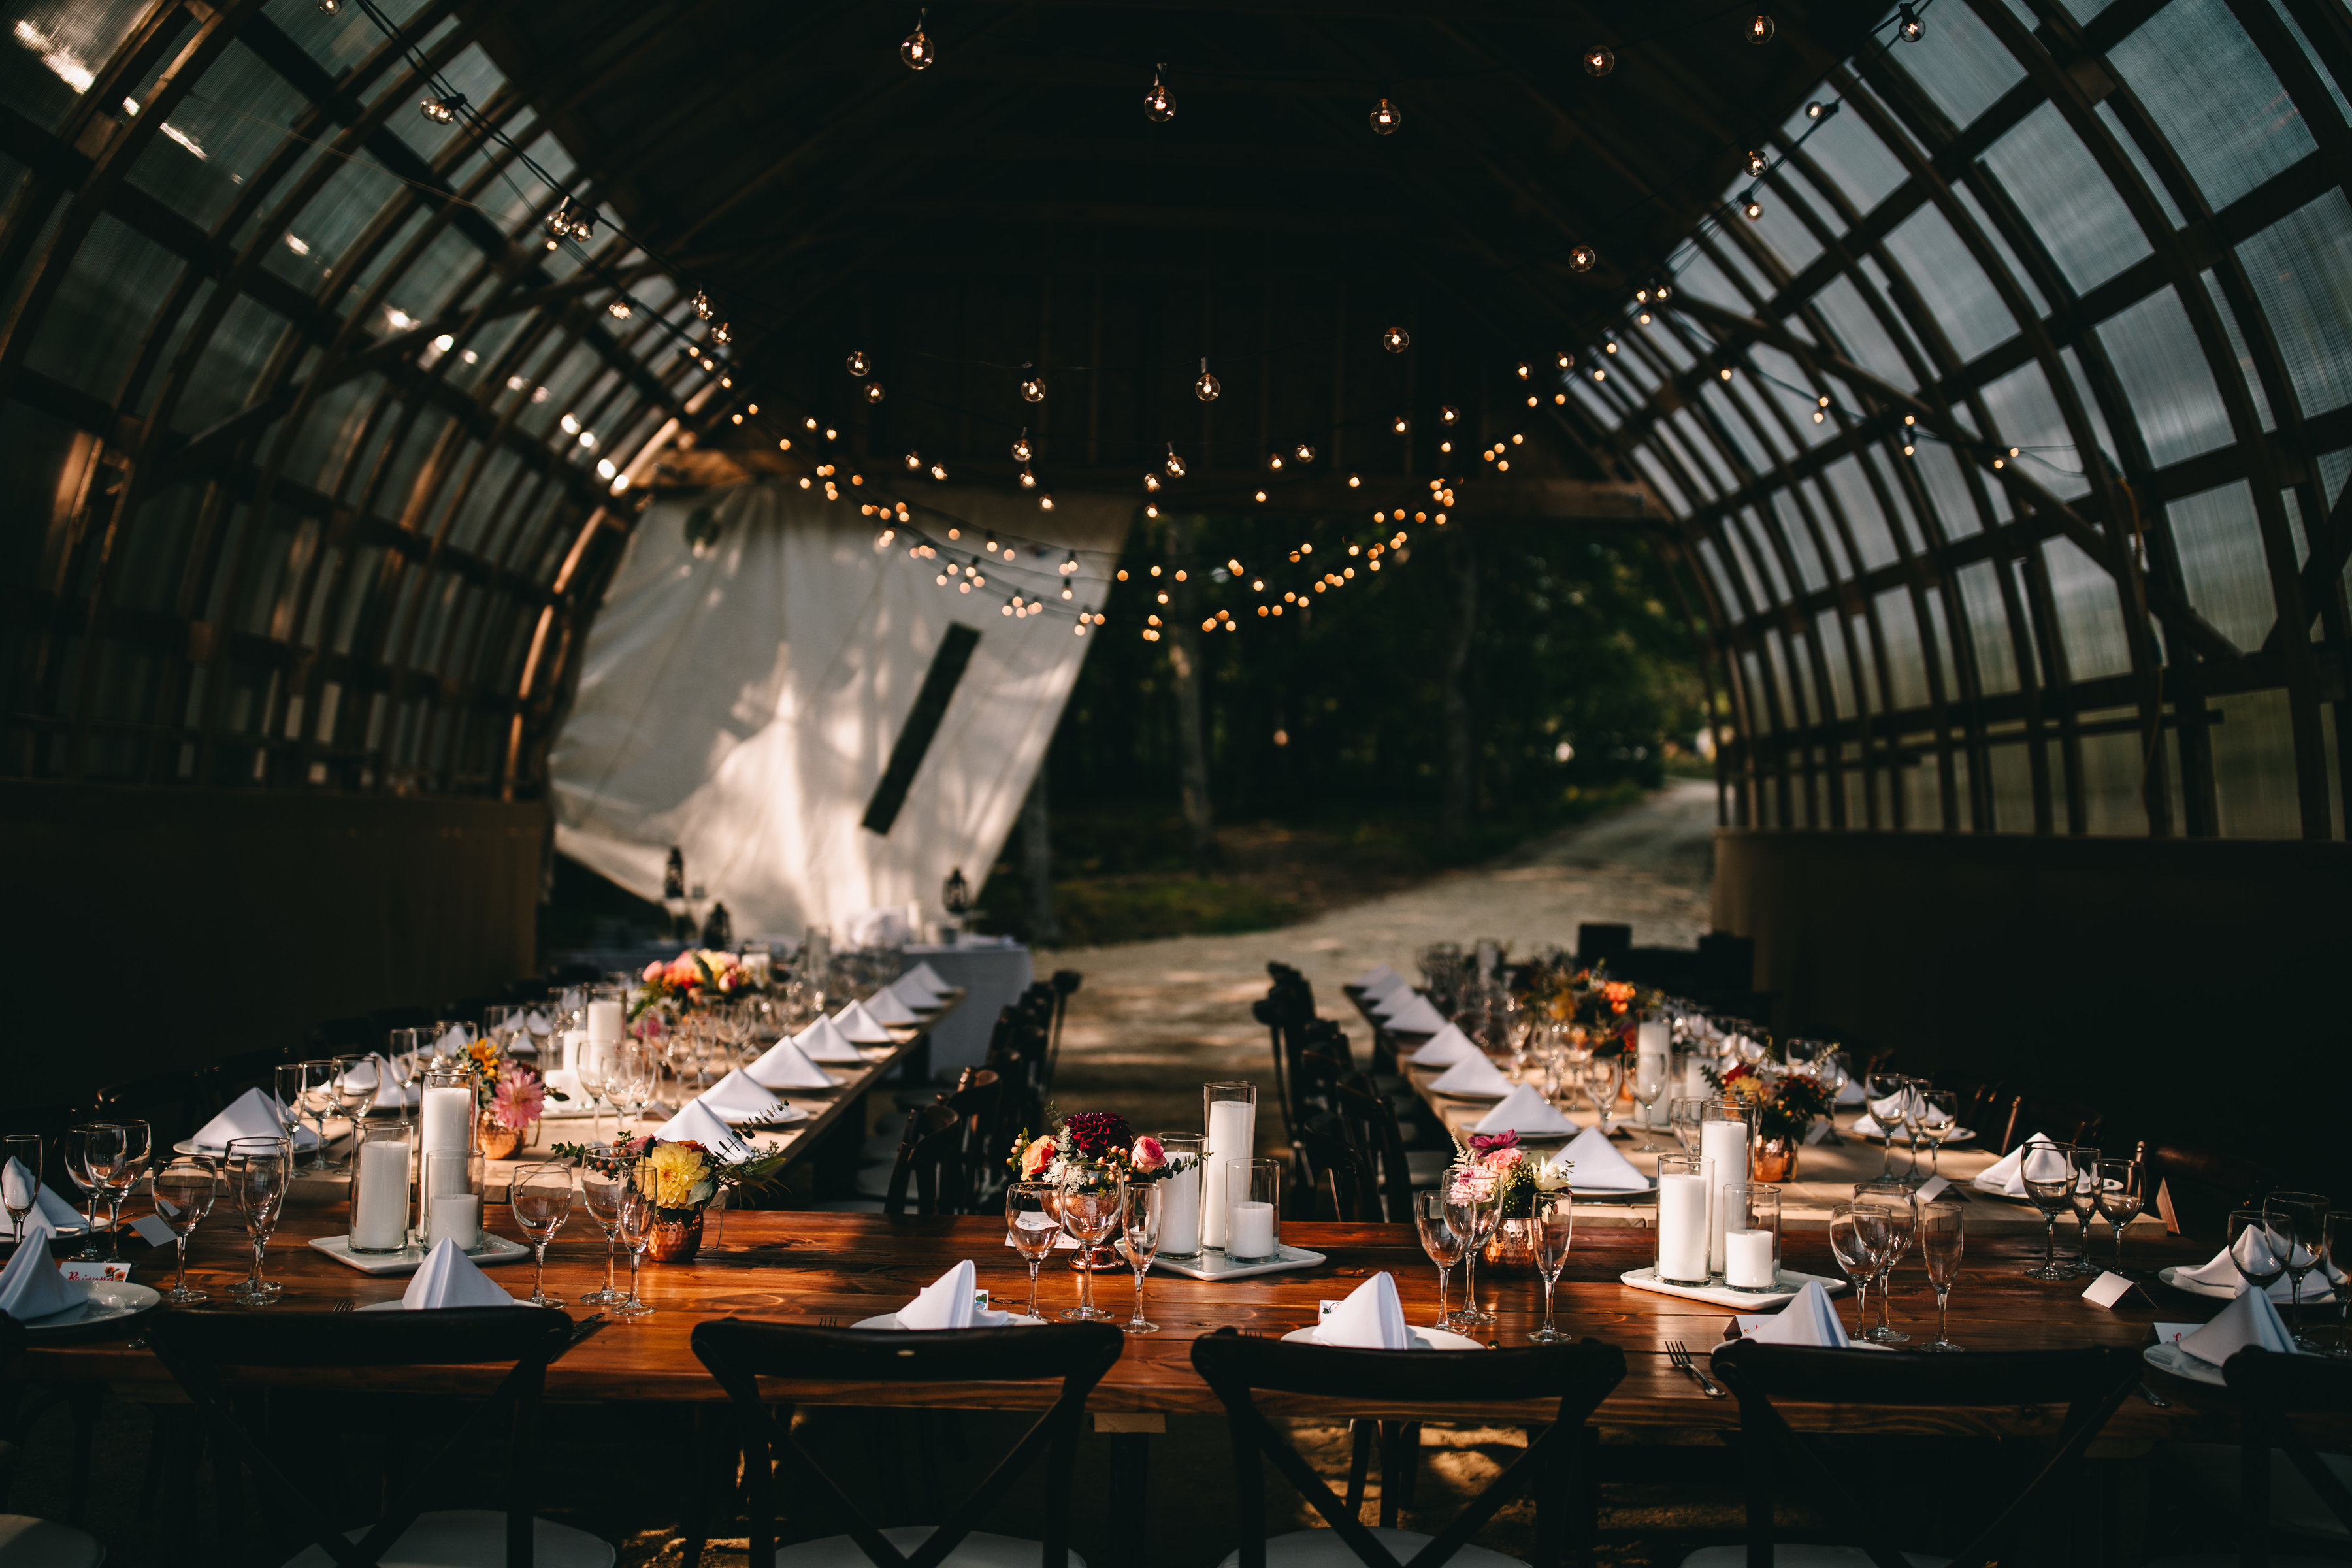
[401,1236,523,1309]
[1735,1281,1849,1348]
[862,988,921,1027]
[1315,1271,1414,1348]
[1474,1084,1574,1136]
[191,1087,293,1152]
[433,1024,472,1056]
[1428,1053,1514,1097]
[900,961,953,998]
[653,1100,756,1158]
[3,1160,85,1230]
[0,1215,82,1320]
[1835,1080,1866,1107]
[1411,1024,1480,1067]
[2180,1283,2298,1366]
[698,1068,787,1122]
[885,976,940,1013]
[525,1010,551,1036]
[1379,994,1448,1035]
[1972,1132,2053,1197]
[1356,964,1407,1000]
[747,1036,836,1090]
[896,1260,1011,1330]
[834,1000,896,1044]
[792,1015,865,1064]
[1371,985,1415,1018]
[1852,1111,1904,1138]
[2174,1243,2343,1303]
[1555,1124,1650,1192]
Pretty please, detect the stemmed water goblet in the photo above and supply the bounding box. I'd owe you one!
[1910,1088,1959,1183]
[2020,1141,2080,1282]
[1586,1055,1622,1135]
[1443,1163,1501,1326]
[1862,1070,1910,1180]
[1414,1191,1465,1328]
[63,1125,110,1261]
[1918,1198,1965,1352]
[610,1041,659,1134]
[2266,1191,2330,1347]
[1629,1060,1669,1151]
[388,1030,425,1120]
[2063,1145,2104,1275]
[1007,1182,1060,1320]
[578,1146,629,1306]
[1530,1194,1576,1343]
[1827,1201,1890,1339]
[576,1045,613,1145]
[3,1135,42,1246]
[1056,1181,1125,1322]
[1812,1051,1852,1144]
[1852,1178,1916,1344]
[1117,1183,1164,1335]
[613,1156,659,1316]
[326,1054,373,1171]
[153,1157,218,1304]
[225,1136,291,1304]
[510,1162,574,1307]
[83,1120,149,1263]
[2095,1158,2147,1274]
[2228,1208,2287,1301]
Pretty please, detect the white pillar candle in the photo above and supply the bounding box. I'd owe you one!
[429,1194,480,1251]
[1202,1098,1254,1250]
[1725,1227,1777,1290]
[557,1028,585,1073]
[1227,1201,1277,1261]
[419,1085,473,1157]
[1656,1171,1711,1283]
[586,999,623,1047]
[1699,1119,1749,1275]
[1159,1161,1202,1256]
[350,1139,411,1252]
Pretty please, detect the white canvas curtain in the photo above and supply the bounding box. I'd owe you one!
[549,481,1128,934]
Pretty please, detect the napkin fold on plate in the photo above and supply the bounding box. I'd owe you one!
[884,976,939,1013]
[0,1215,83,1320]
[862,988,921,1028]
[1972,1132,2054,1197]
[1379,994,1449,1035]
[1355,964,1407,1000]
[2174,1243,2344,1303]
[1315,1271,1414,1348]
[1427,1053,1515,1098]
[1731,1281,1850,1348]
[433,1024,472,1057]
[834,1000,896,1045]
[1473,1084,1574,1137]
[698,1068,788,1122]
[3,1158,86,1230]
[653,1100,757,1159]
[402,1236,523,1309]
[747,1036,836,1090]
[900,962,953,1000]
[1554,1124,1651,1192]
[896,1260,1011,1330]
[2180,1282,2298,1366]
[1410,1024,1480,1068]
[791,1015,865,1064]
[191,1087,295,1152]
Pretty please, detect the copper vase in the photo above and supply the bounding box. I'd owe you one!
[478,1115,527,1163]
[1751,1135,1799,1183]
[1482,1217,1538,1276]
[647,1209,705,1264]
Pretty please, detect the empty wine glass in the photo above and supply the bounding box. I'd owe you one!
[1007,1182,1060,1320]
[2325,1213,2349,1359]
[1629,1059,1669,1151]
[1863,1070,1910,1180]
[2065,1145,2104,1275]
[63,1125,108,1262]
[1531,1194,1575,1343]
[1912,1088,1960,1181]
[610,1041,659,1134]
[1118,1183,1163,1335]
[1587,1055,1623,1135]
[3,1135,42,1246]
[2227,1208,2287,1298]
[579,1145,628,1306]
[225,1137,291,1305]
[1918,1198,1965,1352]
[1853,1179,1916,1344]
[2266,1191,2330,1347]
[152,1157,218,1305]
[613,1158,659,1316]
[387,1030,425,1120]
[2095,1158,2147,1274]
[576,1044,613,1145]
[326,1054,372,1171]
[1414,1191,1465,1328]
[1444,1163,1501,1326]
[1056,1181,1124,1322]
[510,1162,574,1308]
[89,1120,149,1264]
[1669,1097,1708,1157]
[1827,1201,1889,1337]
[2021,1141,2078,1282]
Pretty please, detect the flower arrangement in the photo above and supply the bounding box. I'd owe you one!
[1517,960,1659,1046]
[1456,1131,1572,1219]
[1008,1109,1181,1190]
[549,1133,794,1217]
[451,1041,545,1130]
[631,948,755,1021]
[1712,1063,1834,1142]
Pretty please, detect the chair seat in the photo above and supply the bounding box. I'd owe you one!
[1682,1549,1949,1568]
[1219,1528,1524,1568]
[282,1511,612,1568]
[2157,1443,2352,1539]
[0,1516,105,1568]
[1403,1150,1452,1184]
[775,1526,1086,1568]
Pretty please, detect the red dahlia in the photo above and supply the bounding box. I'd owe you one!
[1062,1111,1136,1160]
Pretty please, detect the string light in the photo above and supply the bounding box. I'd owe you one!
[1269,453,1284,470]
[1019,466,1037,489]
[1390,414,1409,434]
[1294,443,1315,463]
[905,450,923,471]
[1369,97,1401,134]
[1440,406,1459,425]
[1748,13,1776,42]
[1554,350,1575,370]
[1805,101,1829,120]
[1019,365,1046,402]
[693,290,714,320]
[1745,149,1769,177]
[1897,3,1924,41]
[1382,325,1410,353]
[931,464,947,480]
[419,93,465,124]
[1515,362,1533,380]
[1011,429,1032,462]
[608,300,632,319]
[1742,195,1764,220]
[1145,472,1162,492]
[864,381,885,402]
[1164,443,1186,478]
[1144,65,1175,122]
[1582,44,1615,76]
[900,9,933,69]
[1194,358,1220,401]
[1569,245,1596,272]
[847,349,870,376]
[318,0,338,11]
[1039,494,1055,510]
[711,321,732,346]
[1654,280,1673,301]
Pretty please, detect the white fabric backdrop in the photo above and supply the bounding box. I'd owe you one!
[549,481,1128,934]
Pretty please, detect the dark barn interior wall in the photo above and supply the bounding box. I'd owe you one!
[3,783,542,1107]
[1712,828,2349,1164]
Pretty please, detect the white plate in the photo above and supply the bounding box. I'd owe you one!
[1281,1326,1488,1350]
[1569,1179,1660,1204]
[309,1232,532,1275]
[2157,1266,2338,1305]
[19,1278,162,1335]
[2144,1340,2226,1387]
[177,1126,323,1157]
[849,1312,1047,1330]
[1619,1266,1849,1310]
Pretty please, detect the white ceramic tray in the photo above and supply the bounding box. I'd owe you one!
[309,1232,532,1275]
[1281,1326,1486,1350]
[1154,1245,1329,1281]
[20,1279,161,1335]
[1618,1266,1848,1309]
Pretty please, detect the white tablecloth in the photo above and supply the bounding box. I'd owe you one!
[904,940,1033,1071]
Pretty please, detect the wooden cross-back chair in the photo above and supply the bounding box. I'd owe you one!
[2219,1346,2352,1568]
[1297,1109,1380,1224]
[1333,1075,1423,1225]
[691,1319,1124,1568]
[879,1102,966,1218]
[150,1306,606,1568]
[1192,1328,1626,1568]
[1698,1340,2140,1568]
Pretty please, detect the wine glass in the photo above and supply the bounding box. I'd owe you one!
[1669,1097,1707,1157]
[1827,1202,1889,1338]
[326,1054,372,1171]
[2266,1191,2330,1347]
[274,1062,318,1170]
[1007,1182,1060,1320]
[1056,1181,1124,1322]
[1530,1194,1575,1343]
[225,1136,291,1305]
[295,1059,338,1166]
[613,1158,659,1316]
[1629,1059,1669,1151]
[3,1135,42,1246]
[88,1120,149,1263]
[388,1029,425,1120]
[152,1157,218,1304]
[1413,1192,1465,1328]
[2227,1208,2287,1298]
[576,1043,613,1145]
[1911,1088,1959,1182]
[579,1145,628,1306]
[2021,1141,2078,1282]
[1587,1055,1622,1135]
[63,1125,109,1262]
[1863,1070,1910,1179]
[1813,1051,1852,1145]
[610,1041,659,1134]
[2325,1213,2349,1358]
[1852,1179,1916,1344]
[1117,1183,1164,1335]
[510,1162,574,1308]
[2063,1146,2104,1275]
[1444,1163,1501,1326]
[1918,1198,1965,1352]
[2095,1158,2147,1275]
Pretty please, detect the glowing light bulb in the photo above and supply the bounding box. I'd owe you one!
[1143,66,1174,122]
[1019,466,1036,489]
[1440,405,1458,425]
[864,381,885,402]
[1382,325,1410,353]
[1195,359,1220,401]
[1805,101,1827,120]
[1743,196,1764,220]
[901,10,933,69]
[1555,350,1574,370]
[1897,3,1923,40]
[846,349,870,376]
[711,321,732,346]
[1654,280,1673,302]
[1165,444,1186,478]
[1584,44,1615,75]
[318,0,339,11]
[693,290,714,320]
[1145,473,1162,492]
[419,94,465,124]
[1019,366,1045,402]
[1294,443,1315,463]
[1011,430,1032,462]
[1390,414,1408,436]
[1749,13,1776,42]
[1569,244,1597,272]
[905,450,923,471]
[1746,149,1769,178]
[1269,454,1284,470]
[608,300,632,319]
[930,464,947,480]
[1039,493,1055,510]
[1516,362,1533,380]
[1370,97,1401,135]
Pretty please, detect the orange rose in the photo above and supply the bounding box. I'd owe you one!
[1019,1135,1057,1179]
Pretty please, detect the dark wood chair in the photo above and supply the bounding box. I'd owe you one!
[91,1066,215,1167]
[1192,1327,1625,1565]
[1998,1093,2104,1154]
[2146,1139,2268,1237]
[1686,1340,2141,1568]
[150,1305,608,1568]
[690,1318,1123,1568]
[1042,968,1081,1090]
[1334,1075,1448,1223]
[2222,1347,2352,1566]
[1297,1111,1380,1223]
[0,1315,105,1564]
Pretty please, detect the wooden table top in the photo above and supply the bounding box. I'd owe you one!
[23,1207,2279,1444]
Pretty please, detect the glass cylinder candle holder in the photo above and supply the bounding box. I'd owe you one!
[1656,1153,1710,1285]
[1156,1134,1205,1258]
[1722,1182,1782,1291]
[1226,1158,1282,1263]
[348,1120,414,1254]
[1697,1098,1757,1278]
[423,1150,485,1252]
[1201,1083,1257,1252]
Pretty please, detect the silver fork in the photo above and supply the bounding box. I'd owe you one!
[331,1299,355,1313]
[1666,1340,1726,1398]
[816,1315,845,1328]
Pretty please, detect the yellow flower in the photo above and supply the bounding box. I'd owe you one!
[647,1143,709,1208]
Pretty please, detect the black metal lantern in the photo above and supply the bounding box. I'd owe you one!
[942,866,972,919]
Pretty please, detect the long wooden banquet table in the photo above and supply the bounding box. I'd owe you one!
[22,1208,2294,1445]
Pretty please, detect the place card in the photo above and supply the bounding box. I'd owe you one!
[129,1213,176,1247]
[2081,1271,2138,1309]
[1913,1175,1952,1204]
[1803,1120,1831,1145]
[61,1261,131,1282]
